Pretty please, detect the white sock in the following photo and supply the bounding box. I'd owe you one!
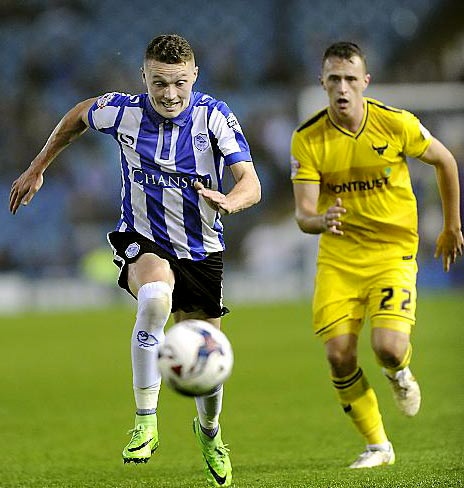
[195,385,223,430]
[132,281,172,410]
[385,366,410,381]
[134,384,160,414]
[367,441,391,451]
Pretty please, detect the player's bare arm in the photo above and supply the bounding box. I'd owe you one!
[293,183,346,235]
[419,137,464,271]
[194,161,261,215]
[9,98,97,214]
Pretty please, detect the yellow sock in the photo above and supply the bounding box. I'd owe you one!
[332,368,388,445]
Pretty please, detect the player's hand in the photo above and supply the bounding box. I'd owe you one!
[434,228,464,272]
[322,197,346,235]
[9,169,44,214]
[194,181,231,215]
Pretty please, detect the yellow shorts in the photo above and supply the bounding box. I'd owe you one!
[312,261,417,340]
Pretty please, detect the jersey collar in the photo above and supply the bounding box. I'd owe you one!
[327,98,368,139]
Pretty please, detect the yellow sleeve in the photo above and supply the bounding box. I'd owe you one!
[290,129,320,183]
[401,110,432,158]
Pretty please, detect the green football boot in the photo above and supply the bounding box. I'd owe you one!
[193,417,232,487]
[122,414,159,464]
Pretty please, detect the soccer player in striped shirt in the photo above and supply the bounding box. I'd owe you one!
[10,34,261,487]
[291,42,463,469]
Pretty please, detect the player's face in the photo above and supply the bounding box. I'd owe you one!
[321,55,370,128]
[143,58,198,119]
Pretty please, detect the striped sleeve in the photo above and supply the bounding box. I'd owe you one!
[88,92,132,132]
[207,100,252,165]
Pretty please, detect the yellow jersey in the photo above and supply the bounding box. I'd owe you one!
[291,97,432,269]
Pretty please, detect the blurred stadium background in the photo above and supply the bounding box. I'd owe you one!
[0,0,463,312]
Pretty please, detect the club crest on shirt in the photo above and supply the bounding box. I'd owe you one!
[194,133,209,152]
[372,142,389,156]
[125,242,140,259]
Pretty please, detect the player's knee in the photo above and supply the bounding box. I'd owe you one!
[372,341,408,368]
[371,327,409,368]
[325,333,358,376]
[326,347,357,376]
[129,254,174,293]
[137,281,172,324]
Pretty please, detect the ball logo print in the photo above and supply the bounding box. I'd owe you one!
[158,319,234,396]
[184,327,224,377]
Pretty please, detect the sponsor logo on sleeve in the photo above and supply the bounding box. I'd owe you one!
[226,113,242,133]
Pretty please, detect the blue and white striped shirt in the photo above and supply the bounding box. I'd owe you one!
[88,91,252,261]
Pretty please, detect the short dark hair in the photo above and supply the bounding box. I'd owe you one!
[145,34,194,64]
[322,42,367,71]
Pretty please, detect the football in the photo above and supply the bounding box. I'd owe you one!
[158,319,234,396]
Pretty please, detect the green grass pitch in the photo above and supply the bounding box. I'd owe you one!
[0,292,463,487]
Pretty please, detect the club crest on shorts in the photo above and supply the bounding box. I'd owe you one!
[125,242,140,259]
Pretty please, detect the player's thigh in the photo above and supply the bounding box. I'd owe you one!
[128,253,175,296]
[367,261,417,327]
[171,252,227,320]
[173,310,221,329]
[313,265,364,339]
[107,230,176,298]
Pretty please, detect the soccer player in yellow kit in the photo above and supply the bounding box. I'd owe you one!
[291,42,463,468]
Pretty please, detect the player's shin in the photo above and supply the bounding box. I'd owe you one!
[195,384,223,434]
[380,343,421,416]
[132,281,172,412]
[332,367,388,445]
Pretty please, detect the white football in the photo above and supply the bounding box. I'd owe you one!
[158,319,234,396]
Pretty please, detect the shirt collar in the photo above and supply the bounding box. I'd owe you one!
[327,99,368,138]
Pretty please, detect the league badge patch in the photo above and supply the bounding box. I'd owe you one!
[97,92,117,108]
[290,155,301,179]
